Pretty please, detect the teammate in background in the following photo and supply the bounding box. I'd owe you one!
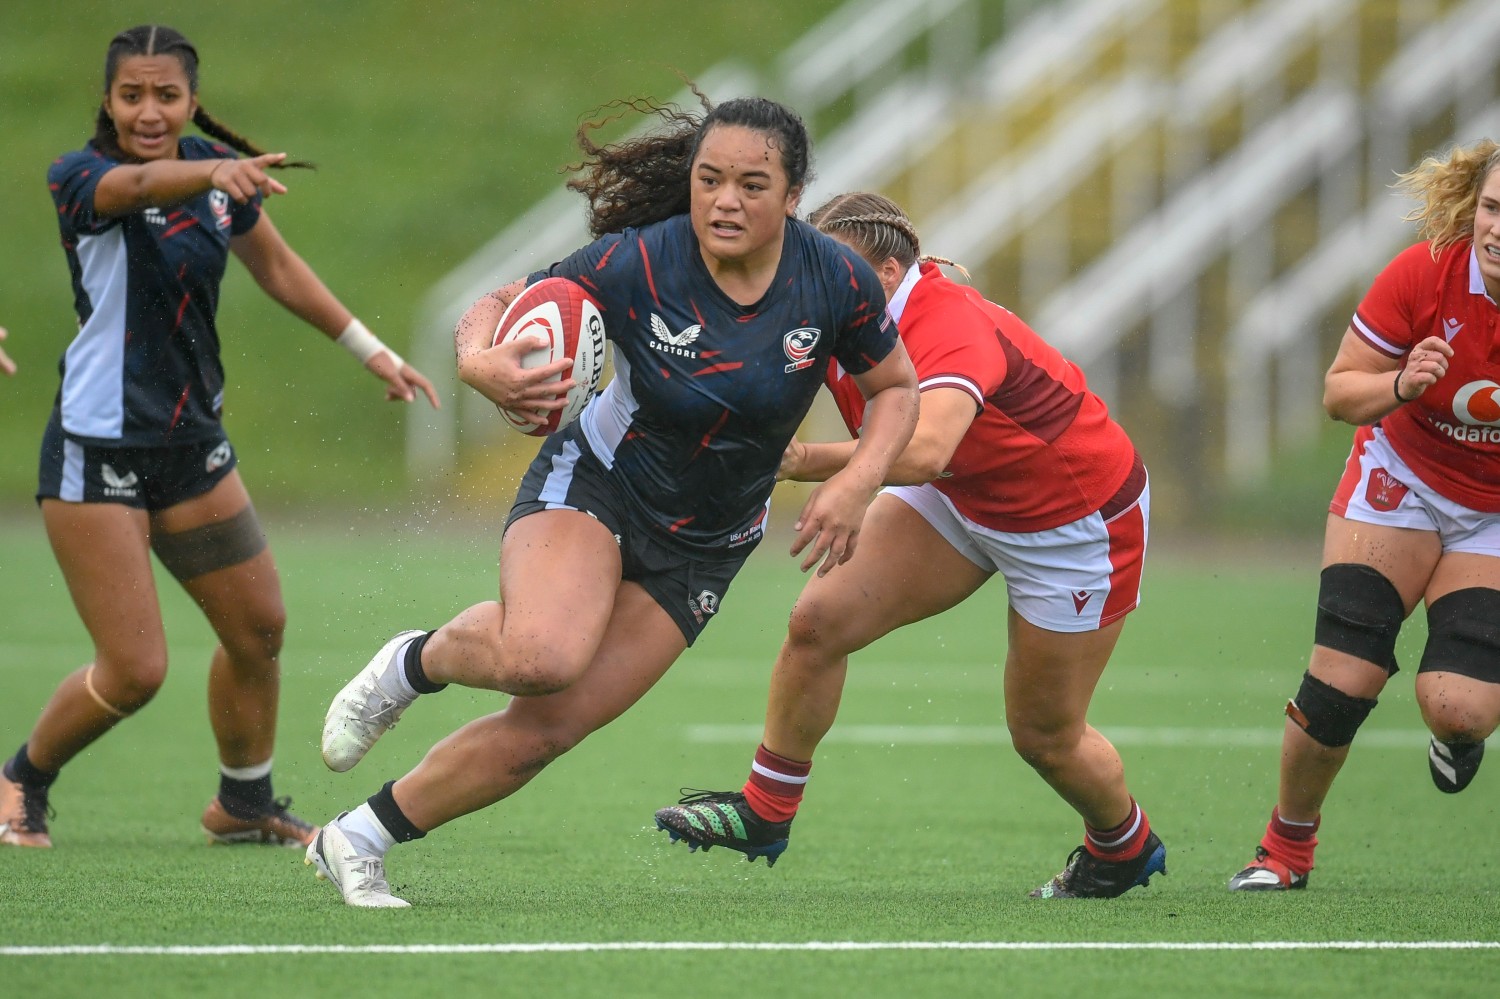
[1228,140,1500,891]
[306,96,919,907]
[1,327,16,376]
[654,192,1164,899]
[0,25,438,851]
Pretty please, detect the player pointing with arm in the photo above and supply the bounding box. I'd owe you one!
[1229,138,1500,892]
[307,93,918,907]
[0,25,437,852]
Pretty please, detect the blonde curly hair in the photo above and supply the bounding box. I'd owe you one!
[1394,138,1500,255]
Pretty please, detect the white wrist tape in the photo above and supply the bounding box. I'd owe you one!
[336,318,403,369]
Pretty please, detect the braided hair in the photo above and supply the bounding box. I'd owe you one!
[567,87,813,239]
[1394,138,1500,255]
[807,191,969,279]
[92,25,312,168]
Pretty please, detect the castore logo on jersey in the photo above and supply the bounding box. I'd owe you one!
[143,207,167,226]
[782,327,821,372]
[649,314,701,358]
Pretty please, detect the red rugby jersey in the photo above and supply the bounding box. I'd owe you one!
[826,262,1135,532]
[1351,240,1500,511]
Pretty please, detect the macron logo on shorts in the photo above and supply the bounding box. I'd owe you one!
[1072,590,1093,614]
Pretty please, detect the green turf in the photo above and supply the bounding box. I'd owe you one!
[1,515,1496,996]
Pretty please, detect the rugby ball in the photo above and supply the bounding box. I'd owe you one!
[491,277,607,436]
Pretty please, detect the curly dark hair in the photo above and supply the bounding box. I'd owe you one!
[92,25,311,168]
[567,87,813,238]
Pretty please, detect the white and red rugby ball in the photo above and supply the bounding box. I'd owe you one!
[491,276,607,436]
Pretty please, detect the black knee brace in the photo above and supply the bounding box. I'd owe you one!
[1419,588,1500,684]
[1286,671,1378,748]
[1314,563,1405,674]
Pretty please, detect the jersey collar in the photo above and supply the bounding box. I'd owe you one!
[1468,246,1497,305]
[886,263,923,323]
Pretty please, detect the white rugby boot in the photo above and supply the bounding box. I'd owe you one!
[321,630,425,773]
[304,814,410,908]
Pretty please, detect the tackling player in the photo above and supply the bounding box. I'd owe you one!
[0,25,438,851]
[306,95,919,906]
[1229,139,1500,891]
[653,192,1165,899]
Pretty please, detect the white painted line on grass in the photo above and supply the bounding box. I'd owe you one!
[3,941,1496,956]
[684,725,1429,748]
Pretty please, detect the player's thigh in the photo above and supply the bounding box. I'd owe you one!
[498,580,686,744]
[791,492,989,649]
[499,509,623,669]
[1320,513,1437,606]
[41,498,166,667]
[1003,610,1126,735]
[151,471,284,650]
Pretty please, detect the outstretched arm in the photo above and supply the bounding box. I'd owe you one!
[230,212,439,407]
[92,152,289,216]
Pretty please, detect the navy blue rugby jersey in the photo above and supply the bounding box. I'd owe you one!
[532,214,899,553]
[47,136,262,446]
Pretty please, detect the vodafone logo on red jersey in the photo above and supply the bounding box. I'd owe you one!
[1451,380,1500,426]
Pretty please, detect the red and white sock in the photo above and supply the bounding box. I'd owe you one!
[741,744,811,823]
[1084,798,1152,861]
[1262,806,1319,872]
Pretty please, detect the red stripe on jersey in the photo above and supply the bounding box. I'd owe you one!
[668,515,695,533]
[173,293,191,332]
[691,409,731,460]
[693,362,743,376]
[161,218,198,239]
[167,385,190,431]
[595,241,619,271]
[994,339,1084,445]
[638,238,661,308]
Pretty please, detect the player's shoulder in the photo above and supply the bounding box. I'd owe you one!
[1382,240,1456,281]
[48,143,113,181]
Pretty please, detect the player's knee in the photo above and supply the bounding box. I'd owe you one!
[1314,563,1406,673]
[785,592,865,658]
[222,601,287,666]
[1006,718,1079,774]
[1286,671,1377,748]
[495,645,587,696]
[92,657,167,713]
[1419,588,1500,683]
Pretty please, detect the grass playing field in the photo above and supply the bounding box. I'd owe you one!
[1,514,1496,997]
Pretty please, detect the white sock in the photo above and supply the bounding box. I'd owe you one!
[385,635,422,703]
[219,758,272,781]
[338,803,397,859]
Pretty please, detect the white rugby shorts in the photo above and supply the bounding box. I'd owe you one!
[884,477,1148,633]
[1330,427,1500,557]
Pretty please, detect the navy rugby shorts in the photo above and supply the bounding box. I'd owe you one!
[505,427,758,646]
[37,414,238,511]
